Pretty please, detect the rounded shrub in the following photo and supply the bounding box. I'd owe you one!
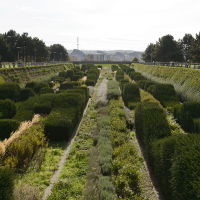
[33,82,49,94]
[54,76,65,83]
[25,81,36,89]
[0,99,17,119]
[48,82,55,88]
[72,75,81,81]
[0,83,20,101]
[58,71,67,78]
[85,80,95,86]
[0,76,5,84]
[66,70,74,79]
[19,88,35,101]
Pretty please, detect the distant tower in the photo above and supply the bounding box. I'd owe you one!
[77,37,79,50]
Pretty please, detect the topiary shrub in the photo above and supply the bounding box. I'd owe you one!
[134,75,146,81]
[54,76,65,83]
[122,83,140,108]
[39,88,54,95]
[126,68,135,76]
[85,80,95,86]
[87,74,97,83]
[111,65,118,71]
[72,75,81,81]
[60,82,74,90]
[58,71,67,78]
[116,75,124,82]
[135,102,171,156]
[130,72,141,80]
[0,83,20,101]
[25,81,36,89]
[0,119,20,140]
[137,80,148,89]
[144,81,157,91]
[48,82,55,88]
[33,82,50,94]
[0,167,15,200]
[75,72,83,78]
[71,81,81,86]
[33,104,52,115]
[0,99,17,119]
[74,86,89,104]
[18,88,35,101]
[147,85,155,95]
[66,70,74,79]
[0,76,5,84]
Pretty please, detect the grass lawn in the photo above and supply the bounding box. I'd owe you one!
[99,64,113,68]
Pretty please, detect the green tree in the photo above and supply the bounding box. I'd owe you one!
[153,34,184,62]
[142,43,155,62]
[132,57,139,62]
[0,34,13,62]
[189,32,200,63]
[50,44,68,61]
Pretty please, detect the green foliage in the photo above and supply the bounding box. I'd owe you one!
[126,68,135,76]
[137,80,148,89]
[107,80,121,100]
[60,82,74,90]
[19,88,35,101]
[147,85,155,95]
[0,119,20,140]
[116,75,124,82]
[0,99,17,119]
[39,87,54,94]
[0,82,20,101]
[111,65,118,71]
[135,102,171,156]
[122,83,140,108]
[25,81,37,89]
[151,83,179,107]
[66,70,74,79]
[71,81,81,86]
[72,75,81,81]
[53,76,65,83]
[33,82,50,94]
[133,75,146,82]
[144,80,157,91]
[0,167,15,200]
[85,79,95,86]
[76,72,83,78]
[74,86,89,105]
[87,74,97,83]
[0,76,5,84]
[130,71,141,80]
[48,82,55,88]
[132,57,139,62]
[58,71,67,78]
[33,104,52,115]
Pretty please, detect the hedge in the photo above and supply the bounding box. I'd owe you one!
[0,119,20,140]
[152,84,179,108]
[66,70,74,79]
[33,104,52,115]
[85,79,95,86]
[116,75,124,82]
[59,82,74,90]
[87,74,97,83]
[135,102,171,156]
[116,71,124,76]
[18,88,35,101]
[144,81,157,91]
[126,68,135,76]
[0,167,15,200]
[122,83,140,108]
[0,83,20,101]
[111,65,118,71]
[48,82,55,88]
[134,75,146,81]
[58,71,67,78]
[39,87,54,94]
[25,81,36,89]
[72,75,81,81]
[74,86,89,105]
[107,80,121,100]
[130,72,141,80]
[71,81,81,86]
[0,99,17,119]
[33,82,50,94]
[54,76,65,83]
[137,80,148,89]
[0,76,5,84]
[75,72,83,78]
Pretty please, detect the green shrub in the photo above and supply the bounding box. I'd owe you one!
[107,89,121,100]
[0,76,5,84]
[33,82,49,94]
[54,76,65,83]
[72,75,81,81]
[71,81,81,86]
[66,70,74,79]
[122,83,140,107]
[18,88,35,101]
[111,65,118,71]
[144,81,157,91]
[39,87,54,94]
[135,102,171,155]
[0,83,20,101]
[25,81,36,89]
[152,84,179,107]
[0,119,20,140]
[130,72,141,80]
[87,74,97,83]
[74,86,89,104]
[126,68,135,76]
[75,72,83,78]
[0,167,15,200]
[60,82,74,90]
[48,82,55,88]
[120,79,129,88]
[137,80,148,89]
[116,71,124,76]
[134,75,146,81]
[0,99,17,119]
[33,104,52,115]
[116,75,124,82]
[58,71,67,78]
[147,85,155,95]
[85,79,95,86]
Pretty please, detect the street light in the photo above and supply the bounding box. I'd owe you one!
[34,48,37,63]
[17,47,21,62]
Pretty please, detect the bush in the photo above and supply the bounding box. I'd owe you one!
[60,82,74,90]
[152,84,179,108]
[116,75,124,82]
[39,87,54,94]
[25,81,36,89]
[147,85,155,95]
[33,82,49,94]
[18,88,35,101]
[72,75,81,81]
[135,102,171,155]
[111,65,118,71]
[126,68,135,76]
[0,99,17,119]
[75,72,83,78]
[122,83,140,107]
[107,81,121,100]
[58,71,67,78]
[116,71,124,76]
[66,70,74,79]
[137,80,148,89]
[0,119,20,140]
[85,79,95,86]
[0,83,20,101]
[0,167,14,200]
[134,75,146,81]
[54,76,65,83]
[48,82,55,88]
[120,79,129,88]
[71,81,81,86]
[33,104,52,115]
[130,72,141,80]
[144,81,157,91]
[87,74,97,83]
[74,86,89,104]
[0,76,5,84]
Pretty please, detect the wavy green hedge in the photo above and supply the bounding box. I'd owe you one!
[133,64,200,102]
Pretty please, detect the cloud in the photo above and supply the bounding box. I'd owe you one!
[34,17,63,21]
[21,7,31,10]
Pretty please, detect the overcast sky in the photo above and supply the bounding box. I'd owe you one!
[1,0,200,51]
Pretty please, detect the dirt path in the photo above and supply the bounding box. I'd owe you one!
[42,98,91,200]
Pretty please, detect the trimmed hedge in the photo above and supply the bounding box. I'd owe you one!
[126,68,135,76]
[33,104,52,115]
[0,167,15,200]
[0,83,20,101]
[111,65,118,71]
[107,80,121,100]
[130,72,141,80]
[58,71,67,78]
[0,99,17,119]
[85,79,95,86]
[134,75,146,81]
[25,81,36,89]
[87,74,97,83]
[71,81,81,86]
[54,76,65,83]
[33,82,50,94]
[74,86,89,105]
[72,75,81,81]
[0,119,20,140]
[152,84,179,108]
[66,70,74,79]
[116,75,124,82]
[18,88,35,101]
[60,82,74,90]
[48,82,55,88]
[137,80,148,89]
[0,76,5,84]
[39,87,54,94]
[122,83,140,108]
[144,81,157,91]
[75,72,83,78]
[135,102,171,155]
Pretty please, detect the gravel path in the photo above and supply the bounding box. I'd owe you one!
[42,99,91,200]
[95,78,108,103]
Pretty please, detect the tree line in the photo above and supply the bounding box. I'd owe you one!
[142,32,200,63]
[0,29,70,62]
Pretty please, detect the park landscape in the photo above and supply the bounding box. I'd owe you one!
[0,61,200,200]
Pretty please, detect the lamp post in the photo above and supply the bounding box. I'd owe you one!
[17,47,20,62]
[34,48,37,63]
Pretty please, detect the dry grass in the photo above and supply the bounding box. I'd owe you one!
[0,115,40,156]
[82,76,87,82]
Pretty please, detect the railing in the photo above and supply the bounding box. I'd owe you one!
[0,61,71,68]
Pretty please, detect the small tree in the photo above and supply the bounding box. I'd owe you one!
[132,57,139,62]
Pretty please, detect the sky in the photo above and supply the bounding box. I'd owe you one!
[1,0,200,51]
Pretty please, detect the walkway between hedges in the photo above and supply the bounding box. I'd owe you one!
[42,98,91,200]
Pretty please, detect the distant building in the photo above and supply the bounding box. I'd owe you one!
[114,52,125,61]
[70,49,85,61]
[87,52,107,61]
